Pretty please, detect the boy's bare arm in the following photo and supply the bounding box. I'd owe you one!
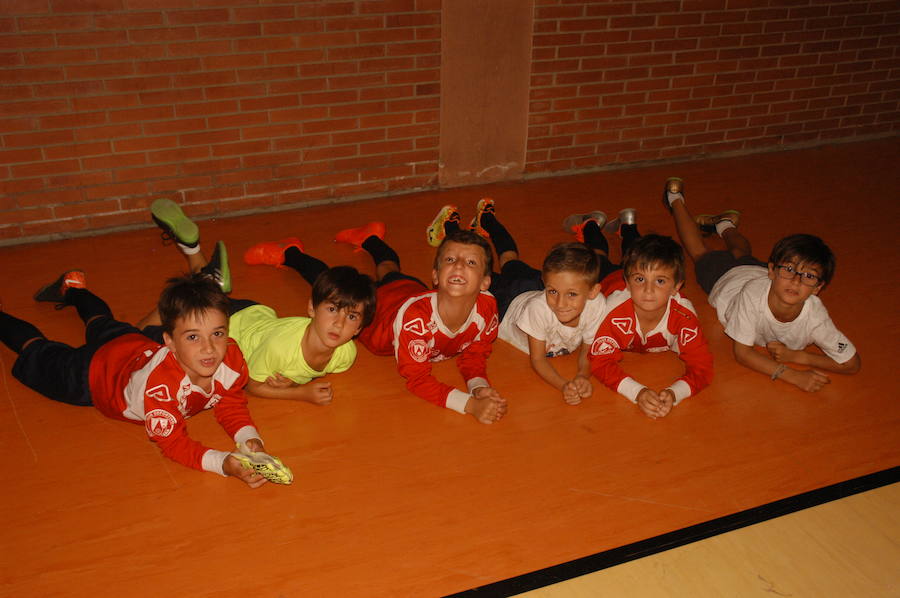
[527,335,587,404]
[732,340,830,392]
[527,335,568,390]
[766,341,861,374]
[245,377,334,405]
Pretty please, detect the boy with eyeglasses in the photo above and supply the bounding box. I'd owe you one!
[663,178,860,391]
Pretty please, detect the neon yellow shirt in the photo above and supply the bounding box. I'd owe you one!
[228,304,356,384]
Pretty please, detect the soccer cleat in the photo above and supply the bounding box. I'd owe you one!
[469,198,495,239]
[603,208,638,235]
[696,210,741,236]
[243,237,305,268]
[232,441,293,485]
[662,177,684,212]
[34,270,86,306]
[334,221,386,252]
[425,205,461,247]
[561,211,607,243]
[150,198,199,248]
[200,241,231,293]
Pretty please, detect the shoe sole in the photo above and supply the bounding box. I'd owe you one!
[151,198,199,246]
[426,207,456,247]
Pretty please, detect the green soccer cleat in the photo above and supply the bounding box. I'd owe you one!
[151,198,200,248]
[232,442,294,485]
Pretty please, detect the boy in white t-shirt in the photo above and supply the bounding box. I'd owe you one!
[467,199,631,405]
[663,177,860,391]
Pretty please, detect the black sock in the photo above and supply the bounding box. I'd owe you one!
[0,311,45,354]
[362,236,400,268]
[65,288,112,324]
[480,212,518,256]
[582,220,609,254]
[283,246,328,286]
[444,218,461,236]
[621,224,640,255]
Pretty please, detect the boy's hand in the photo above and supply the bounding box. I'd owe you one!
[561,376,592,405]
[571,375,593,398]
[561,381,582,405]
[656,389,675,417]
[467,387,507,424]
[784,368,830,392]
[223,455,268,488]
[302,381,334,405]
[637,388,672,419]
[766,341,801,364]
[265,372,295,389]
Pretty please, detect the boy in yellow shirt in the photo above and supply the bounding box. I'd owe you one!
[142,199,376,405]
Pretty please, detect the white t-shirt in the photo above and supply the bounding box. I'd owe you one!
[708,265,856,363]
[498,290,606,356]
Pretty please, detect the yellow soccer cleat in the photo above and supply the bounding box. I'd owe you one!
[232,442,294,485]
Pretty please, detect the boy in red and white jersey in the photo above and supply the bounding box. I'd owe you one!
[588,234,714,418]
[335,215,506,424]
[0,271,276,487]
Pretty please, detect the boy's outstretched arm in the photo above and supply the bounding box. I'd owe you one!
[245,377,334,405]
[766,341,861,374]
[732,340,830,392]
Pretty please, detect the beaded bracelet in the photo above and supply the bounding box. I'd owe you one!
[771,364,787,381]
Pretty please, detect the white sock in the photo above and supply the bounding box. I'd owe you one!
[178,242,201,255]
[667,192,684,207]
[715,220,736,236]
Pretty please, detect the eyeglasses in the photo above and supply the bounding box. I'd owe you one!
[774,264,822,287]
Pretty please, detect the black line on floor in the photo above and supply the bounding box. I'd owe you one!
[446,466,900,597]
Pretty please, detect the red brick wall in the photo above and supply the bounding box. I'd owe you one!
[1,0,897,244]
[527,0,899,172]
[0,0,441,244]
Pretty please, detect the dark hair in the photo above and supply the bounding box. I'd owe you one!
[542,242,601,284]
[433,229,493,276]
[311,265,377,328]
[768,234,835,288]
[158,273,231,334]
[622,234,685,283]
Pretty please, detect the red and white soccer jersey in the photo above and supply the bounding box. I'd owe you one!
[88,333,260,475]
[589,274,713,404]
[359,280,499,413]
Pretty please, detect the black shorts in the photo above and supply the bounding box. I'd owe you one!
[12,316,142,407]
[488,259,543,320]
[695,251,767,295]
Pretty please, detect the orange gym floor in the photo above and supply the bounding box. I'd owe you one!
[1,137,898,596]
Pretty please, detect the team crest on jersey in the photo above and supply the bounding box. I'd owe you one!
[591,336,619,356]
[145,384,173,402]
[145,409,177,438]
[486,314,499,336]
[679,327,698,345]
[611,317,633,335]
[403,318,428,336]
[458,341,471,352]
[408,339,430,362]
